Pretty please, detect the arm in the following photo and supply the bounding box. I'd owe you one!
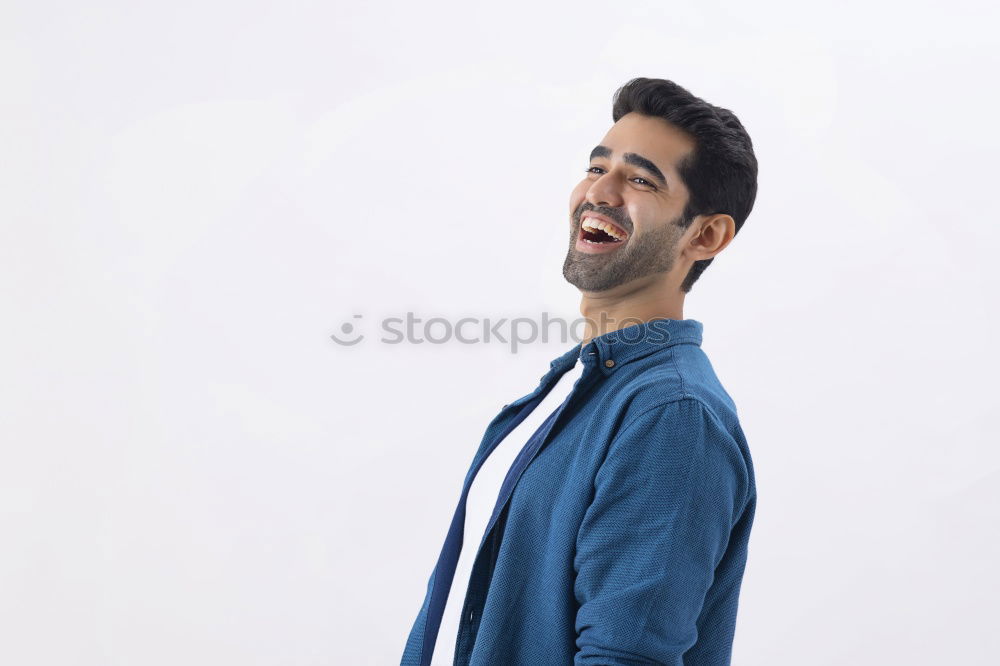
[573,398,749,665]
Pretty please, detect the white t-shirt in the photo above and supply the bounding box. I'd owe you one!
[432,353,585,665]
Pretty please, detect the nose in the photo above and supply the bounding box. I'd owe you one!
[585,170,625,208]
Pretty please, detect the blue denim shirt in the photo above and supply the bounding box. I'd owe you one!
[401,318,757,665]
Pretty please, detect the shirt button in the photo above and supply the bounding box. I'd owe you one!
[604,359,615,368]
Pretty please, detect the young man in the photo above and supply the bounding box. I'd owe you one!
[401,77,759,666]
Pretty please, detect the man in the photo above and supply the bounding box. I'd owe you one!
[401,77,759,666]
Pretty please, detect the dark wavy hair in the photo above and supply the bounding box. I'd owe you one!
[612,78,758,292]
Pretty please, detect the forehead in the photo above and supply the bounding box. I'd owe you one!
[598,112,696,179]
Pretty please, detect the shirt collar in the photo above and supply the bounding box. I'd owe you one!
[548,317,704,377]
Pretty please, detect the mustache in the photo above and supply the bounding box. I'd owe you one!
[575,205,632,233]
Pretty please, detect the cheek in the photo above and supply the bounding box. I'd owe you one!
[625,204,644,230]
[627,203,664,234]
[568,180,590,214]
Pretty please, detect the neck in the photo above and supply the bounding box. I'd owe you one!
[578,275,685,348]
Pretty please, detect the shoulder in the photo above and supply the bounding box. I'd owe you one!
[597,394,752,521]
[614,344,741,433]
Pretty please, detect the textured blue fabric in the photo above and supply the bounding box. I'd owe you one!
[400,318,756,665]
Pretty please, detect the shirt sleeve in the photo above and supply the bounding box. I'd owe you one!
[573,397,749,665]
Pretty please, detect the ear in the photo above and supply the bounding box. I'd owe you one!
[684,214,736,262]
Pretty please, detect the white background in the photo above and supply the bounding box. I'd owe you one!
[3,1,999,664]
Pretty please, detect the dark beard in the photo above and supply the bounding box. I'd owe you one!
[563,213,688,292]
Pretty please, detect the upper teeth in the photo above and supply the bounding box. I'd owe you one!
[582,218,626,240]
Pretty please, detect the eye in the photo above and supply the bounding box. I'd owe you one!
[585,166,656,189]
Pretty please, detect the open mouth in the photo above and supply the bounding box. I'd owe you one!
[579,216,628,245]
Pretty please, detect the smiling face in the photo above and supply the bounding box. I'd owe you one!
[563,112,698,293]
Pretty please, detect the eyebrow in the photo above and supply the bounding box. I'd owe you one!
[589,144,669,188]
